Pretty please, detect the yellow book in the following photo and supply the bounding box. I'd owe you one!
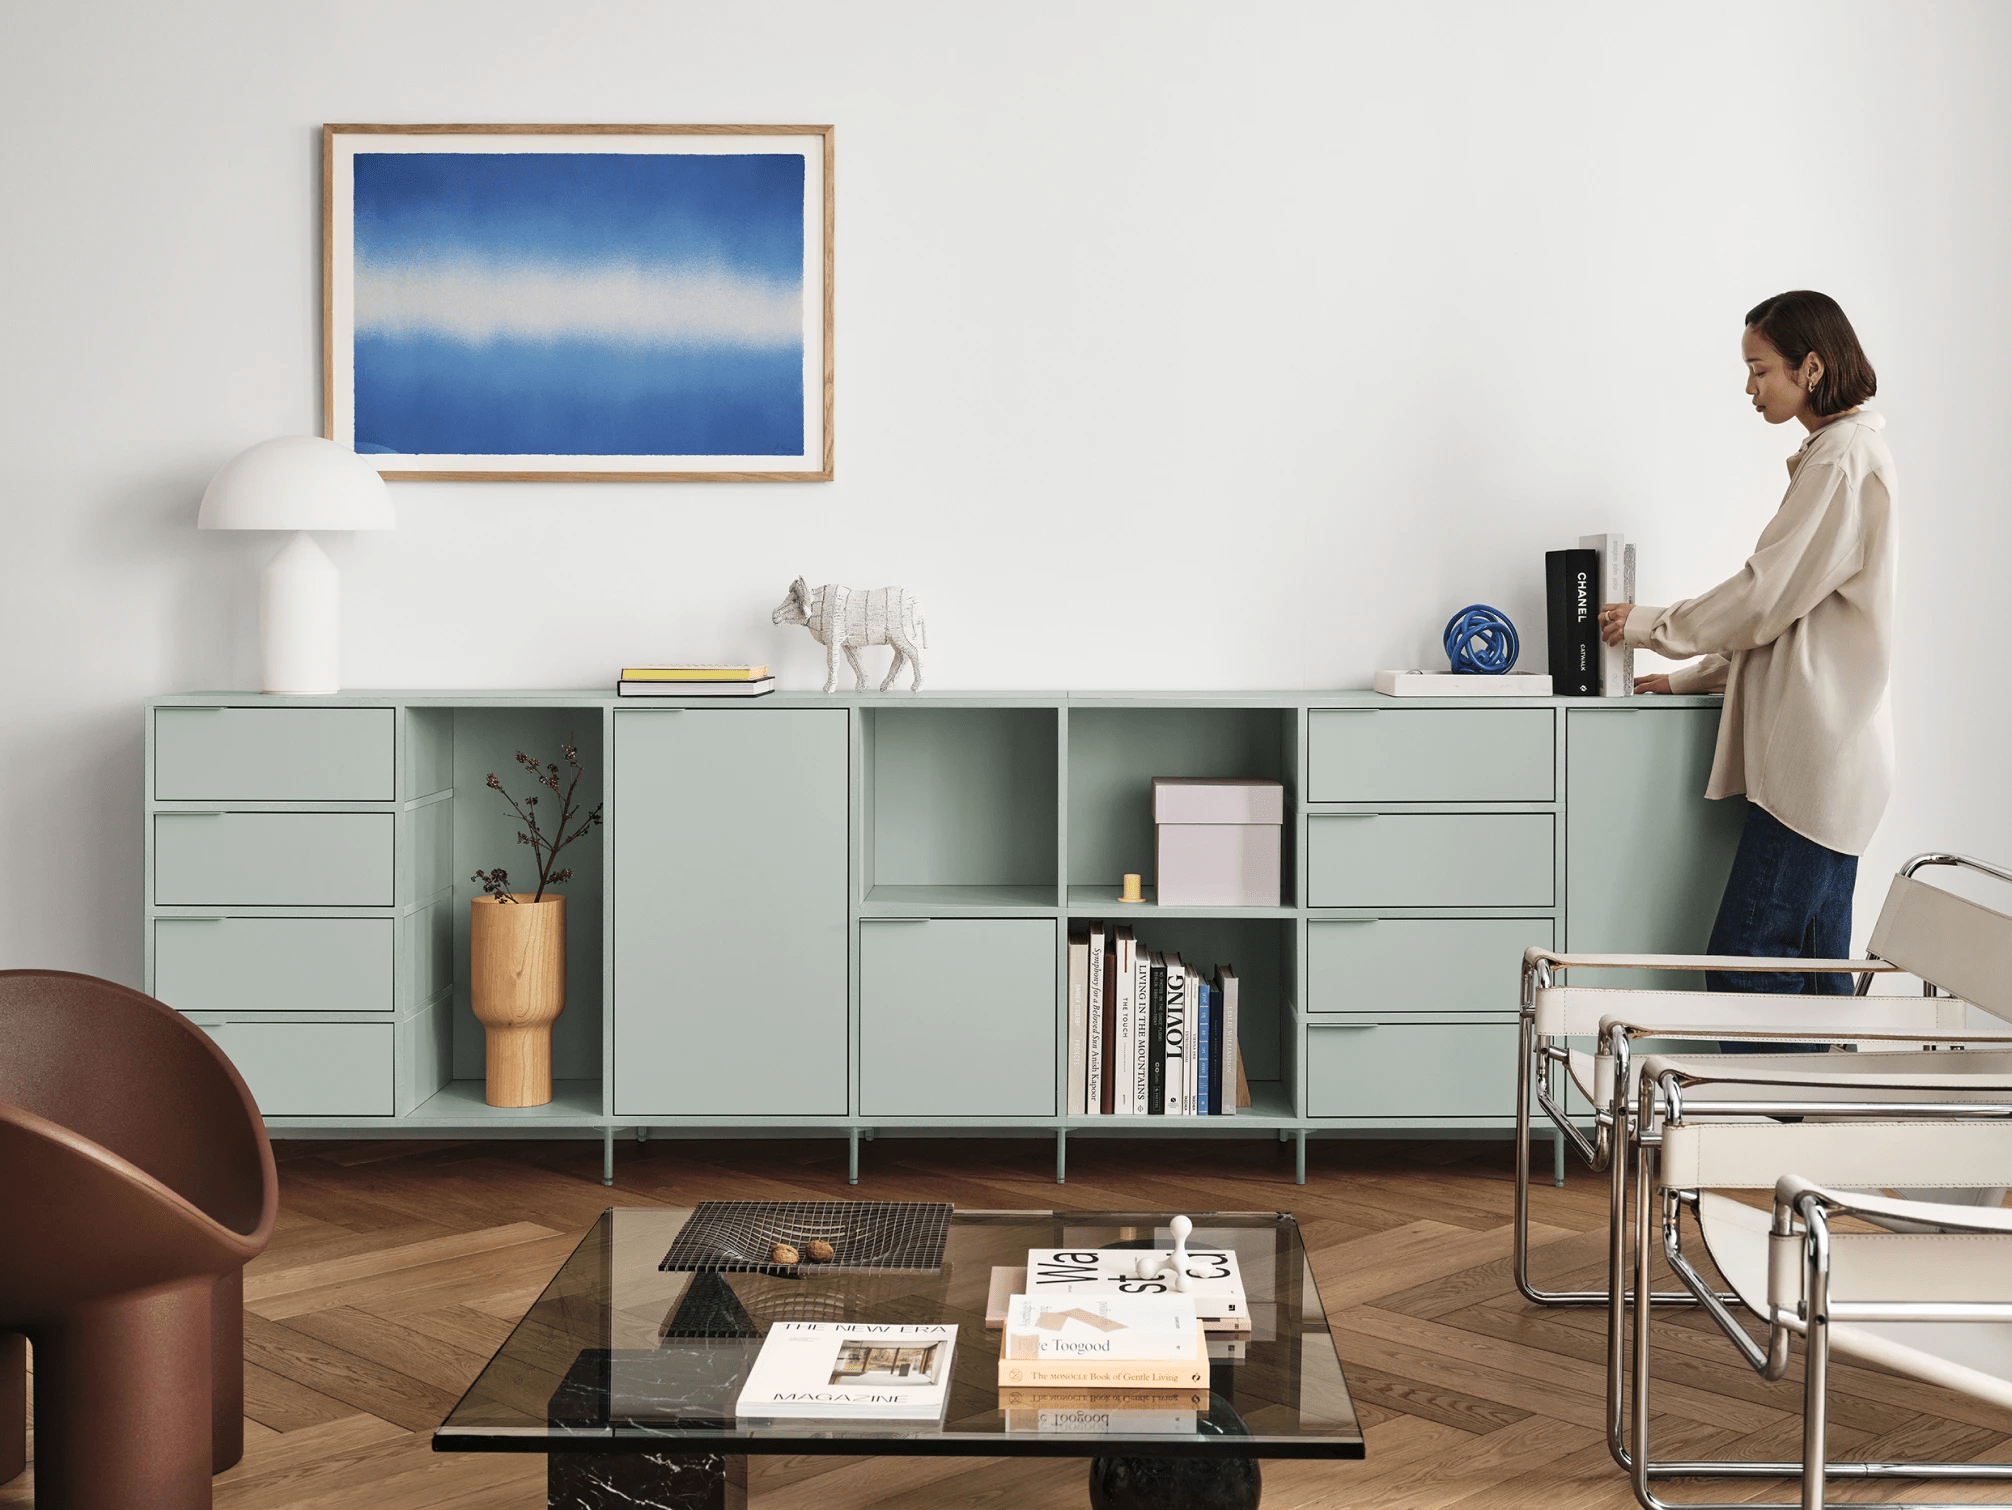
[620,665,770,682]
[996,1324,1209,1389]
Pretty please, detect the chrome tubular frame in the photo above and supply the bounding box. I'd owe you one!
[1615,1074,2012,1509]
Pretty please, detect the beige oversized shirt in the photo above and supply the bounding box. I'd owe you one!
[1624,411,1896,855]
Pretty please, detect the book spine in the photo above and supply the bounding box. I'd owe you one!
[1099,938,1117,1115]
[1545,548,1601,697]
[1208,971,1226,1115]
[1185,975,1199,1115]
[1112,931,1134,1115]
[1085,926,1105,1118]
[1147,956,1166,1115]
[1623,543,1637,694]
[1581,533,1631,698]
[1066,933,1088,1117]
[1197,981,1211,1118]
[1222,967,1244,1110]
[1133,954,1150,1113]
[1163,957,1186,1116]
[998,1357,1210,1389]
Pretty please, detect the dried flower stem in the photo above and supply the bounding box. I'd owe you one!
[471,737,604,903]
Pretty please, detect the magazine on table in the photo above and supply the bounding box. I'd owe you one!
[734,1322,957,1420]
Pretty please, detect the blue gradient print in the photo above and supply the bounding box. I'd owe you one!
[352,153,805,456]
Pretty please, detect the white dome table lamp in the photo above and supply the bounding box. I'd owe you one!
[198,437,395,694]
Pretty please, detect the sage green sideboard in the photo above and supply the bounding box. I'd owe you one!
[142,690,1742,1184]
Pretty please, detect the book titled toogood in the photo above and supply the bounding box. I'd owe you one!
[734,1322,957,1420]
[1002,1293,1201,1362]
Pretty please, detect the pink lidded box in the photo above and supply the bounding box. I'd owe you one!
[1151,778,1284,906]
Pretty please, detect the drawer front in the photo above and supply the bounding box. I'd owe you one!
[197,1021,394,1116]
[155,917,395,1014]
[1308,708,1554,802]
[1307,1022,1519,1118]
[860,918,1057,1117]
[1307,917,1553,1015]
[154,813,395,906]
[155,706,394,801]
[1308,813,1554,908]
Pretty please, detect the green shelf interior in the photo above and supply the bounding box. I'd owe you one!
[448,707,606,1086]
[862,705,1058,902]
[408,1078,606,1122]
[1066,705,1295,902]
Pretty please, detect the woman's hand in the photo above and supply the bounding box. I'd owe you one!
[1597,603,1631,647]
[1633,673,1673,694]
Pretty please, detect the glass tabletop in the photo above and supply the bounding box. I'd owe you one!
[434,1207,1362,1460]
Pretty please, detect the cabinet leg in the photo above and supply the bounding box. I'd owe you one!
[1295,1129,1307,1186]
[1553,1129,1566,1188]
[847,1129,860,1186]
[603,1128,615,1188]
[1055,1128,1067,1185]
[638,1126,650,1146]
[1278,1128,1288,1144]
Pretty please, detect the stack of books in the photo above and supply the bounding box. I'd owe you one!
[996,1293,1208,1390]
[1066,924,1242,1117]
[618,664,775,697]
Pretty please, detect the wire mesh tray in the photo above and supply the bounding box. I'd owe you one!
[658,1199,953,1277]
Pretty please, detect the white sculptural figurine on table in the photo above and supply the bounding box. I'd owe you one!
[1133,1214,1194,1292]
[771,578,928,693]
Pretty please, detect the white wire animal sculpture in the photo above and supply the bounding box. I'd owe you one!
[771,578,928,693]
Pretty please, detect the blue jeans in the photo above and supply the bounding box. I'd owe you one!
[1707,804,1858,1052]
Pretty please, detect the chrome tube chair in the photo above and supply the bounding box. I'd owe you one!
[1515,852,2012,1309]
[1628,1094,2012,1509]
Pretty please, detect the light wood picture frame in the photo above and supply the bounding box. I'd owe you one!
[322,124,834,481]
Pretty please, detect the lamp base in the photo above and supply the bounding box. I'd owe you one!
[261,531,341,694]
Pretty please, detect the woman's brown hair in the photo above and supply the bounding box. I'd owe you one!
[1745,290,1877,417]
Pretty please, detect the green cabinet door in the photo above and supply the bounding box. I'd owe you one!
[1565,705,1745,989]
[613,709,849,1117]
[860,918,1057,1117]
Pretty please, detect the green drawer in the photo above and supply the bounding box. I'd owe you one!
[1307,916,1553,1015]
[155,706,394,801]
[154,812,395,906]
[155,917,395,1014]
[196,1021,394,1116]
[1307,1021,1519,1118]
[1307,813,1554,908]
[860,918,1057,1117]
[1308,708,1554,803]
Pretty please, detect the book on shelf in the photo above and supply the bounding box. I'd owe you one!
[1113,928,1136,1115]
[1086,922,1107,1117]
[618,677,775,697]
[734,1322,957,1420]
[1146,953,1166,1115]
[1001,1388,1206,1434]
[1545,547,1601,697]
[1185,971,1200,1115]
[621,664,770,681]
[1197,978,1213,1117]
[1221,966,1248,1108]
[1024,1242,1250,1332]
[1580,532,1636,698]
[1000,1293,1201,1362]
[1132,947,1150,1116]
[1163,955,1188,1115]
[1066,931,1089,1117]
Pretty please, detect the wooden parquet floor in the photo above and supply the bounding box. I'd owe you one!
[8,1133,2012,1509]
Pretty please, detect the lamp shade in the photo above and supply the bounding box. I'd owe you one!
[197,436,394,531]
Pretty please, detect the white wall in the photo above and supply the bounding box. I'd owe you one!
[4,0,2008,984]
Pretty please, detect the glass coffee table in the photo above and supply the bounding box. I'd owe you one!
[435,1207,1362,1509]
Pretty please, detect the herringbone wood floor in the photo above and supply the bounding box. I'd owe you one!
[8,1135,2012,1508]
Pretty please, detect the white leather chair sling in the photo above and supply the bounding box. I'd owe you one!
[1629,1108,2012,1510]
[1514,852,2012,1310]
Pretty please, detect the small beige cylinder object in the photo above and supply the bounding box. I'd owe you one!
[1120,873,1144,903]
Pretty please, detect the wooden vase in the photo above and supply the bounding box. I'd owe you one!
[469,894,565,1108]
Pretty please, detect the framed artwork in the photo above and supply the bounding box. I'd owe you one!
[322,124,833,481]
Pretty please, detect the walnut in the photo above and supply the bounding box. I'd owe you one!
[769,1243,800,1265]
[804,1239,835,1263]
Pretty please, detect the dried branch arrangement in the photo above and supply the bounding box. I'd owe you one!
[471,739,604,903]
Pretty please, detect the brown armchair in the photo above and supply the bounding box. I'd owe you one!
[0,970,277,1510]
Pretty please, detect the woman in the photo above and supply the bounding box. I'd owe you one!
[1597,290,1894,995]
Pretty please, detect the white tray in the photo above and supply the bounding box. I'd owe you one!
[1373,670,1554,697]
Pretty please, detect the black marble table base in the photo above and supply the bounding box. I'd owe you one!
[1089,1453,1262,1510]
[549,1451,746,1510]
